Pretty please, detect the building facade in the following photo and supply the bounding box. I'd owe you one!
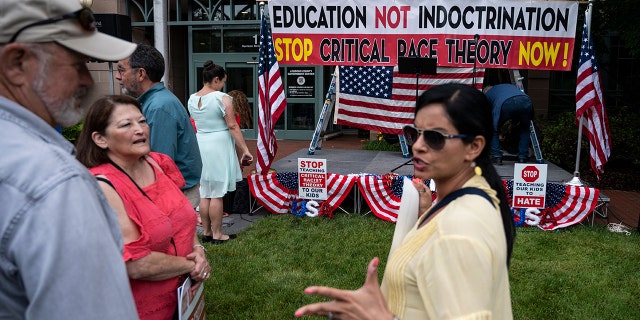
[87,1,638,141]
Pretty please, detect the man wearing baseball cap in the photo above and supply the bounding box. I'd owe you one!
[0,0,139,318]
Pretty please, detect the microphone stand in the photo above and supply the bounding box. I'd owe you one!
[472,34,479,87]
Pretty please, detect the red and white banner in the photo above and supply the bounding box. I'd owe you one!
[269,0,579,70]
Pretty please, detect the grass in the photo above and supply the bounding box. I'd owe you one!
[202,214,640,319]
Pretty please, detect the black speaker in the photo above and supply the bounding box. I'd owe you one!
[94,14,132,42]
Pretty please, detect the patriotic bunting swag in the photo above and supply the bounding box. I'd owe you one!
[249,173,600,231]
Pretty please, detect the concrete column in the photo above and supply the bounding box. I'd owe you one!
[153,0,169,83]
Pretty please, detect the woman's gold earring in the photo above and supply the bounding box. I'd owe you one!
[471,161,482,176]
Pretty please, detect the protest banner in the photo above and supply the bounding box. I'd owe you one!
[268,0,579,71]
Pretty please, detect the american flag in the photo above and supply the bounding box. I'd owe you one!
[575,16,612,179]
[257,13,287,174]
[336,66,484,135]
[248,172,357,215]
[504,180,600,231]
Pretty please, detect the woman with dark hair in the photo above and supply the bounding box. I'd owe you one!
[295,83,515,319]
[76,95,211,320]
[188,60,253,244]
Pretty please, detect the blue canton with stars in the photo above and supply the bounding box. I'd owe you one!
[276,172,299,191]
[258,13,276,77]
[578,20,599,73]
[340,66,394,99]
[545,183,565,208]
[389,176,405,197]
[385,176,429,198]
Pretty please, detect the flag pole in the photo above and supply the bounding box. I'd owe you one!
[261,3,271,174]
[567,0,593,186]
[257,1,267,174]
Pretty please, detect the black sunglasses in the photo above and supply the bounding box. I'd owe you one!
[402,125,469,150]
[9,8,96,43]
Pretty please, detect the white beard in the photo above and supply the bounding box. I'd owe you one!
[32,68,90,128]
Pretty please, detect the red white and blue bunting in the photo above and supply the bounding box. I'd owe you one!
[248,173,600,231]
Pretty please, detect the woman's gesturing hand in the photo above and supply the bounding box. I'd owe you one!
[294,257,394,320]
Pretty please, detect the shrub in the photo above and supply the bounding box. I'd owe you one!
[538,112,582,170]
[62,122,83,144]
[539,107,640,190]
[362,139,401,152]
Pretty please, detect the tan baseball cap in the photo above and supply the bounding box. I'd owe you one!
[0,0,136,62]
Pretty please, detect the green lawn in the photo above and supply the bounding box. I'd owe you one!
[202,214,640,319]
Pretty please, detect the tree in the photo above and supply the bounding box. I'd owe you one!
[597,0,640,58]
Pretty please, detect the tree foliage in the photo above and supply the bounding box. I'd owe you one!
[597,0,640,58]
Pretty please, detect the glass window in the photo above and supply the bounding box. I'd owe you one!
[193,29,221,53]
[190,1,258,22]
[287,103,315,130]
[226,66,254,98]
[223,29,260,53]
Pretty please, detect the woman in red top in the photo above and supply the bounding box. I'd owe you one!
[76,95,211,320]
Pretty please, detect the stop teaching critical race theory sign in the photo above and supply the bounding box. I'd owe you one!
[298,158,328,200]
[268,0,579,71]
[513,163,548,209]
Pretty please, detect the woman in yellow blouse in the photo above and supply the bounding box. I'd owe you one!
[295,83,516,320]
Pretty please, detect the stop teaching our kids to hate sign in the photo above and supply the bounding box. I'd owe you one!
[268,0,579,71]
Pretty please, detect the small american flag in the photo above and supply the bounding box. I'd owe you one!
[257,13,287,174]
[336,66,484,135]
[575,14,612,179]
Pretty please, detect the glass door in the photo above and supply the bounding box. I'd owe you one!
[191,53,259,139]
[225,61,258,139]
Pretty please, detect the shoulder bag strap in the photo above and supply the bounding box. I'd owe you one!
[418,187,494,228]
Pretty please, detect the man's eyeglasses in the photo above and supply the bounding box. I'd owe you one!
[9,8,96,43]
[402,125,469,150]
